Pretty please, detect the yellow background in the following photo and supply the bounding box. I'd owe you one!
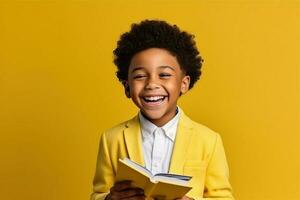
[1,0,299,200]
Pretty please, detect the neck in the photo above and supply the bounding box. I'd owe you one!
[141,107,178,127]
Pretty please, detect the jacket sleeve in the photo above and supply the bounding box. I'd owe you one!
[199,133,235,200]
[90,132,114,200]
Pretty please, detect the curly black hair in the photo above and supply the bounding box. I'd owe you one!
[113,19,203,89]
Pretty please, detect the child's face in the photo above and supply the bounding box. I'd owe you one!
[125,48,190,127]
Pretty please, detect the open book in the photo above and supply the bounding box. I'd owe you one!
[115,158,192,200]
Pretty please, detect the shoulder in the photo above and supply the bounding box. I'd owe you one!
[179,111,226,161]
[100,115,138,141]
[180,111,222,146]
[190,118,219,137]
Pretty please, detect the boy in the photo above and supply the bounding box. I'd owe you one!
[91,19,234,200]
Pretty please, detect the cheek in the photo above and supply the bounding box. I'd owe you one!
[130,82,143,96]
[166,81,181,94]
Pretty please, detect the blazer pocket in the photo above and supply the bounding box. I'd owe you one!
[183,160,207,197]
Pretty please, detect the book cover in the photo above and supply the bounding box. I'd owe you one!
[115,158,192,200]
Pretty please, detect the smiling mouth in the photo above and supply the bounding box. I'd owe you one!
[141,96,168,108]
[142,96,166,103]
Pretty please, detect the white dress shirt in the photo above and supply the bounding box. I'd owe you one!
[138,107,181,174]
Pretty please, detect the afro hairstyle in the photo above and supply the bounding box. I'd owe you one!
[113,19,203,89]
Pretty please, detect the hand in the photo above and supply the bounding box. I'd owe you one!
[174,196,194,200]
[106,180,145,200]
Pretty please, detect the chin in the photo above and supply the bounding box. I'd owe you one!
[142,109,166,120]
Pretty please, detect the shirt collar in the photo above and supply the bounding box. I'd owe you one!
[138,106,181,141]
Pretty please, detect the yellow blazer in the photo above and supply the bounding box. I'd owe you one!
[91,110,234,200]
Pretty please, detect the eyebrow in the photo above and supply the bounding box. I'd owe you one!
[130,65,175,73]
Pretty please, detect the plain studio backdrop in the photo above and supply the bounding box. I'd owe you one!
[0,0,299,200]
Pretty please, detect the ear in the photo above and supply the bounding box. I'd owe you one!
[180,75,190,95]
[123,80,131,98]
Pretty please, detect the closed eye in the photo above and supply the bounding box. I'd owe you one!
[159,73,171,78]
[133,74,147,79]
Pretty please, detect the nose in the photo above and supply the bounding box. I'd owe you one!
[145,76,160,90]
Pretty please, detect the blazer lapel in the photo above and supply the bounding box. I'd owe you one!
[169,111,193,174]
[123,115,145,166]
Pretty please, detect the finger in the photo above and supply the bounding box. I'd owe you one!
[111,180,132,192]
[119,188,144,199]
[174,196,193,200]
[111,188,144,200]
[174,197,183,200]
[121,194,145,200]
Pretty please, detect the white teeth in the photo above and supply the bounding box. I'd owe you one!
[144,96,164,101]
